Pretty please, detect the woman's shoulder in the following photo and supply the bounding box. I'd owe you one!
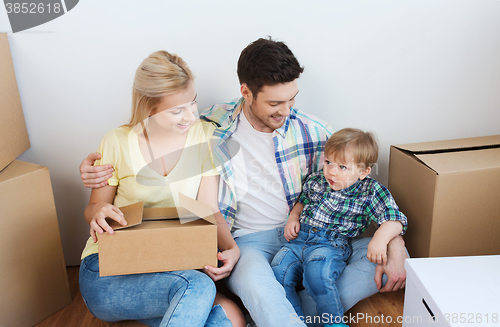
[99,126,132,146]
[188,120,216,140]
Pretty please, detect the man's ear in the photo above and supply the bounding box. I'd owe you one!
[359,166,371,180]
[240,83,253,102]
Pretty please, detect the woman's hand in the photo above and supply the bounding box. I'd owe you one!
[203,246,240,282]
[89,202,127,243]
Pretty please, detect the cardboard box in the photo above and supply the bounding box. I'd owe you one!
[0,160,71,327]
[388,135,500,258]
[0,33,30,172]
[403,256,500,326]
[98,193,218,277]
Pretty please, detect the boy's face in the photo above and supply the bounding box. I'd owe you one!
[241,80,299,133]
[323,150,371,191]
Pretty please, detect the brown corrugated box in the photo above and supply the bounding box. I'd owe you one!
[388,135,500,258]
[0,160,71,327]
[98,192,218,277]
[0,33,30,172]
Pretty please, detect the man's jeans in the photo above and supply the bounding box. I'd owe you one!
[226,227,385,327]
[271,224,352,324]
[79,253,231,327]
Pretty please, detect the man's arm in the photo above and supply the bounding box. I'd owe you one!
[79,153,114,188]
[374,235,407,292]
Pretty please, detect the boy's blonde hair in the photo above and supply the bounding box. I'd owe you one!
[325,128,379,169]
[125,50,194,127]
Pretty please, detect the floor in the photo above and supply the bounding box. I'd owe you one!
[34,266,405,327]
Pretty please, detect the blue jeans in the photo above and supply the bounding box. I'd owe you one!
[79,253,231,327]
[226,228,384,327]
[271,225,352,324]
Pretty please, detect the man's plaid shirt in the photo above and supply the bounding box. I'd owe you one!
[299,171,408,237]
[200,97,333,230]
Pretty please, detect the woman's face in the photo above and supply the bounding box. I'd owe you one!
[149,81,198,134]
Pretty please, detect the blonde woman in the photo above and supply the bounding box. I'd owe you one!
[79,51,243,327]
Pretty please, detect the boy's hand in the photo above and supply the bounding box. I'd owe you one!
[367,238,388,265]
[284,220,300,242]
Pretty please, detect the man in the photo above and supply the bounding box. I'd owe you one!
[80,38,407,327]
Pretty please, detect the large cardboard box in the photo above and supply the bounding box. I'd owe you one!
[388,135,500,258]
[0,160,71,327]
[403,256,500,326]
[0,33,30,172]
[98,193,218,277]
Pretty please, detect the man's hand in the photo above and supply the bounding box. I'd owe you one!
[284,220,300,242]
[204,247,240,282]
[80,153,114,188]
[374,235,408,292]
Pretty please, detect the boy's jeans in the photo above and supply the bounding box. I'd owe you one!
[272,224,352,324]
[79,253,231,327]
[226,227,384,327]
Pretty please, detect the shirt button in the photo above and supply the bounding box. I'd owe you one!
[312,228,318,232]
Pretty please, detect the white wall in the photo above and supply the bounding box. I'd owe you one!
[1,0,499,265]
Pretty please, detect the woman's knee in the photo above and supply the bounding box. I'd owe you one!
[172,270,216,298]
[213,293,246,327]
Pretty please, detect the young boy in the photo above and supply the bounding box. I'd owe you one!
[271,128,408,327]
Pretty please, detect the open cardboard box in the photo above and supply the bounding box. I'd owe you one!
[388,135,500,258]
[98,193,218,277]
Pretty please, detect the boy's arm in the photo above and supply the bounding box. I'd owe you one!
[284,202,304,241]
[367,221,403,265]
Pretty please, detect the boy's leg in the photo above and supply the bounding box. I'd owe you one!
[299,237,386,326]
[271,241,305,316]
[301,238,350,325]
[226,228,307,327]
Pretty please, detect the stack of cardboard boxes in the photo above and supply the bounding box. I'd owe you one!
[0,33,72,327]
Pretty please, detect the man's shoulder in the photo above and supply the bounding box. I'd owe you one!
[288,107,333,136]
[200,98,241,126]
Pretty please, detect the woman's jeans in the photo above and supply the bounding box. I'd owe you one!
[225,227,385,327]
[79,253,231,327]
[272,224,352,324]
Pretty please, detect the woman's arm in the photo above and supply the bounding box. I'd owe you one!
[197,175,240,281]
[84,185,127,243]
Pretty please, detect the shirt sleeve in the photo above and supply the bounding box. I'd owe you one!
[94,129,120,186]
[298,173,317,206]
[365,182,408,235]
[312,121,334,173]
[201,122,219,177]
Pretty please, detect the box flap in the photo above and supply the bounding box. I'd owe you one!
[114,193,216,230]
[179,193,217,225]
[393,135,500,154]
[109,201,144,230]
[415,147,500,174]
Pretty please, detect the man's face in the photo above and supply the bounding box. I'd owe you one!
[241,80,299,133]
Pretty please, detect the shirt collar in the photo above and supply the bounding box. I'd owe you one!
[326,177,364,196]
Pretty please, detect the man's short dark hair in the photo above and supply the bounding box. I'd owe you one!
[237,37,304,97]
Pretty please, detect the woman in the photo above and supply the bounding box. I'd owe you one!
[79,51,244,327]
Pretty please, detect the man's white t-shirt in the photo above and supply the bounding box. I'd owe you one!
[230,110,289,238]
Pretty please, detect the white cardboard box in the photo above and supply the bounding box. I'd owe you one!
[403,256,500,326]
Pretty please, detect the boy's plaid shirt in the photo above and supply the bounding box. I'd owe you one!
[299,171,408,237]
[200,97,333,230]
